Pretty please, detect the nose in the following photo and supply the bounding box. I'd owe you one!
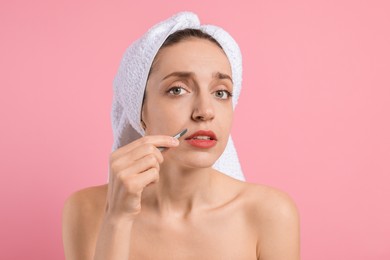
[191,92,215,122]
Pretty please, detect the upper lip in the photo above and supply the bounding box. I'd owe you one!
[185,130,217,140]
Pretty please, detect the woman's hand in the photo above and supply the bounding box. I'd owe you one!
[105,135,179,222]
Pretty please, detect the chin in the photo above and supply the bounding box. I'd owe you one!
[184,159,215,169]
[172,150,222,169]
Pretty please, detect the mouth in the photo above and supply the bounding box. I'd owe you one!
[184,130,217,141]
[184,130,218,148]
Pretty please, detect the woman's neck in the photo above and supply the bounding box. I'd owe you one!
[142,161,216,219]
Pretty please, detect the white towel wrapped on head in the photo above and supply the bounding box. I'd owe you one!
[111,11,245,181]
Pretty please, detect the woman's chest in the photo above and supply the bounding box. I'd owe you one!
[128,212,258,259]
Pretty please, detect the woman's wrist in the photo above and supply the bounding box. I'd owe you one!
[94,213,135,260]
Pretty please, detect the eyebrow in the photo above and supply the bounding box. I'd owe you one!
[162,71,233,83]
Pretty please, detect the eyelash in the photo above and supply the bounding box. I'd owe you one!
[167,85,233,99]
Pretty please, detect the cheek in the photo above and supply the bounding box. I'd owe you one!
[148,100,188,120]
[217,103,233,124]
[144,98,190,133]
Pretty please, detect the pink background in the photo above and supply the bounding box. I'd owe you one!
[1,1,389,259]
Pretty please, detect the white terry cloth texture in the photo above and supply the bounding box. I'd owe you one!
[111,11,245,181]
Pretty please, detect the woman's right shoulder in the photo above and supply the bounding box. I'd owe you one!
[63,184,108,216]
[62,184,108,259]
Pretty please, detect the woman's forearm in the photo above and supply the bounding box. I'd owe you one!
[94,215,134,260]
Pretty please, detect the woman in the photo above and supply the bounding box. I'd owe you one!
[62,12,300,260]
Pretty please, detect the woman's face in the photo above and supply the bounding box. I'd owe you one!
[142,38,233,168]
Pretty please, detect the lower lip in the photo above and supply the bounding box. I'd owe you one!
[185,139,217,148]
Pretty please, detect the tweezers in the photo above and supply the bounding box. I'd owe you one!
[157,128,188,152]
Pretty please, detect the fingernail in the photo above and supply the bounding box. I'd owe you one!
[172,138,180,145]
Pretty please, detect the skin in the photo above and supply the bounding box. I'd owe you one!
[62,38,300,260]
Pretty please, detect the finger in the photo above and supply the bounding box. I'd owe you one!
[138,167,160,188]
[114,154,160,179]
[112,143,163,170]
[110,147,161,175]
[126,143,164,164]
[113,135,179,158]
[118,167,159,194]
[107,157,116,202]
[106,173,113,212]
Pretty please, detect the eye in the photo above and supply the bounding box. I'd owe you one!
[214,90,232,100]
[167,86,188,96]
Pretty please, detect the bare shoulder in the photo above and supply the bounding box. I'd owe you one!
[245,183,299,221]
[241,183,300,260]
[62,184,108,260]
[63,184,108,213]
[62,184,108,230]
[216,172,299,218]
